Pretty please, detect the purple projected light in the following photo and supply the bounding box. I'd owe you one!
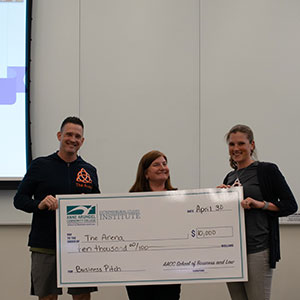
[0,66,25,105]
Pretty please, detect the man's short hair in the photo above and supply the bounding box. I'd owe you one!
[60,116,84,131]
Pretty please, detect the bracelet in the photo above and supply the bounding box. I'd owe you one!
[262,201,269,210]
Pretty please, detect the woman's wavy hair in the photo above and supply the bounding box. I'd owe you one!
[225,124,257,170]
[130,150,176,192]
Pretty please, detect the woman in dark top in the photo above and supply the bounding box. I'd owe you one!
[126,150,181,300]
[218,124,297,300]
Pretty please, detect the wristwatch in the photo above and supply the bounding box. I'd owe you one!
[262,201,269,210]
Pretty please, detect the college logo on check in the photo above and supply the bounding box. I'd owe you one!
[67,205,96,215]
[66,205,97,226]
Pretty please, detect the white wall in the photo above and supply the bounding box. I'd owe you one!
[79,0,200,193]
[200,0,300,196]
[0,0,300,299]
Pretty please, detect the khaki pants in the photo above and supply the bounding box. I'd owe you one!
[227,249,273,300]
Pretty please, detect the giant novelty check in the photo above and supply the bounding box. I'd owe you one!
[56,188,247,287]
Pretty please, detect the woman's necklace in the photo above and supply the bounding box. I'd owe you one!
[232,161,255,187]
[232,168,246,187]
